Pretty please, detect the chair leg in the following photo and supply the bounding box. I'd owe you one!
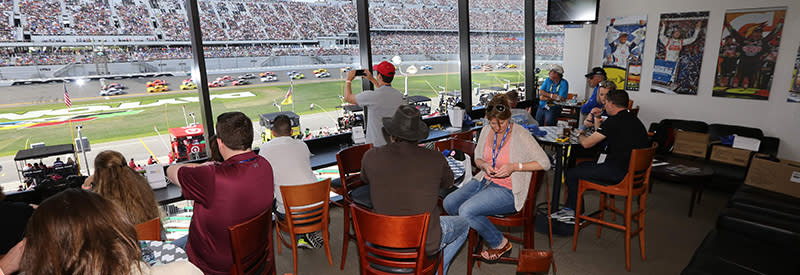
[340,205,350,270]
[274,222,283,255]
[291,232,299,275]
[625,196,632,272]
[597,193,605,239]
[467,230,476,275]
[572,187,584,251]
[610,195,617,222]
[639,194,647,261]
[324,225,334,266]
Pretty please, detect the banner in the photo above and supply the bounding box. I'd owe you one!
[602,15,647,91]
[712,7,785,100]
[651,11,709,95]
[790,44,800,103]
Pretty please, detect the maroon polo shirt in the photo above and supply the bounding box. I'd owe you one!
[178,151,273,275]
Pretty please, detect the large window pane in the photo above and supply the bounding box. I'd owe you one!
[534,0,565,82]
[369,0,460,116]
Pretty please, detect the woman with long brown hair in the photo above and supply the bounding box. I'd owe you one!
[5,189,201,274]
[82,150,160,225]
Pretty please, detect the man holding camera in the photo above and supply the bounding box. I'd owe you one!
[344,61,405,147]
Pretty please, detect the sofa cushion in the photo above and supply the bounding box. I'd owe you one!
[728,185,800,224]
[682,230,800,275]
[717,207,800,246]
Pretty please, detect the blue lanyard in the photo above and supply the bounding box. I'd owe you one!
[238,157,257,164]
[491,124,511,169]
[548,79,561,95]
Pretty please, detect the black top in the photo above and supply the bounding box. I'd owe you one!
[0,201,34,254]
[597,110,650,170]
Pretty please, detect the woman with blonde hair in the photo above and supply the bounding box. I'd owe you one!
[83,150,160,225]
[1,189,201,275]
[443,94,551,261]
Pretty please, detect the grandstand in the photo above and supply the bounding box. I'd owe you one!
[0,0,563,78]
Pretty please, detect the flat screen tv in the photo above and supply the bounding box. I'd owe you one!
[547,0,600,25]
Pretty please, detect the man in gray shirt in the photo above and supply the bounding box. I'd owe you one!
[344,61,405,147]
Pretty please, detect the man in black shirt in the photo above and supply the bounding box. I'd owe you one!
[552,89,649,223]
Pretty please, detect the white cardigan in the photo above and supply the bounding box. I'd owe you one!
[473,123,551,211]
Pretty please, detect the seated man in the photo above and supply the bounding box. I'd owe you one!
[363,105,469,275]
[167,112,274,275]
[258,115,323,249]
[506,90,537,126]
[579,67,607,129]
[53,157,64,167]
[581,80,615,133]
[553,90,650,224]
[535,65,568,126]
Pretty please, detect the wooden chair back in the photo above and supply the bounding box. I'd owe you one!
[135,217,161,241]
[627,99,634,109]
[434,138,477,161]
[516,249,555,274]
[336,143,373,195]
[449,131,474,141]
[566,93,577,100]
[229,209,275,275]
[279,178,331,235]
[624,144,658,192]
[350,204,432,275]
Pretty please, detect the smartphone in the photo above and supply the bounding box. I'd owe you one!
[354,69,366,76]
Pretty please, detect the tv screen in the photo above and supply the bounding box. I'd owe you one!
[547,0,600,25]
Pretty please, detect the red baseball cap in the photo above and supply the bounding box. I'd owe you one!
[373,61,395,77]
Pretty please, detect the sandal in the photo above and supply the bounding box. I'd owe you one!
[481,241,512,261]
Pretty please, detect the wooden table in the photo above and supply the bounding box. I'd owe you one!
[651,156,714,217]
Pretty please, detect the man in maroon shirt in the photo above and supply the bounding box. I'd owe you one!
[167,112,274,275]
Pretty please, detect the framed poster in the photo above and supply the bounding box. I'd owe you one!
[602,15,647,91]
[790,44,800,103]
[712,7,785,100]
[651,11,709,95]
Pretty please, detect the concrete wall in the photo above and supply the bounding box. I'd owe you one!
[587,0,800,160]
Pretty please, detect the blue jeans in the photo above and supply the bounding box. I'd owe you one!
[439,216,468,275]
[443,178,516,248]
[172,234,188,250]
[535,106,562,126]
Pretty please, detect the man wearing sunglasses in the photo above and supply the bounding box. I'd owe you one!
[536,65,569,126]
[580,67,607,129]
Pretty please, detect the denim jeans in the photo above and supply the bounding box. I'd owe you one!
[172,234,188,250]
[535,106,562,126]
[439,216,468,275]
[443,178,516,248]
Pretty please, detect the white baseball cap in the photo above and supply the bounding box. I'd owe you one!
[551,65,564,75]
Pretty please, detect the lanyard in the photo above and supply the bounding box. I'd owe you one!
[238,157,257,164]
[548,79,561,95]
[491,124,511,169]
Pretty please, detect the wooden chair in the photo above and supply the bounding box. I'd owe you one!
[516,249,555,274]
[350,204,440,275]
[627,99,634,109]
[275,179,334,275]
[572,144,657,272]
[449,130,474,141]
[135,217,161,241]
[336,143,373,269]
[467,171,550,275]
[630,106,640,117]
[229,209,276,275]
[433,138,477,162]
[566,93,577,100]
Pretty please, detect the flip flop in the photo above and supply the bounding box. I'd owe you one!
[481,241,512,261]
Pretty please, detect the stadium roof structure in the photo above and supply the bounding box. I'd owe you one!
[14,144,75,161]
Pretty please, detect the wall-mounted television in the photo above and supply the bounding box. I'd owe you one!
[547,0,600,25]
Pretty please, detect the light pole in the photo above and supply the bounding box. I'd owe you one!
[75,125,90,176]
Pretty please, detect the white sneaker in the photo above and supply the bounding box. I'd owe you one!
[549,208,575,220]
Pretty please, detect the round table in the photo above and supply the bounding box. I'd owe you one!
[651,156,714,217]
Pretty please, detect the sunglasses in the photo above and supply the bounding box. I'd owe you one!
[487,105,507,112]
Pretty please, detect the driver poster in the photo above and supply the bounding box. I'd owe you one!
[651,11,709,95]
[789,44,800,103]
[712,7,785,100]
[602,15,647,91]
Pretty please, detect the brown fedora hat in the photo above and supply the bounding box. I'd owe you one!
[382,105,429,142]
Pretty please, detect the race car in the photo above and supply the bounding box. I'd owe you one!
[471,65,482,70]
[146,79,166,87]
[420,65,433,70]
[238,73,256,79]
[220,75,233,81]
[99,88,125,96]
[314,71,331,78]
[208,80,225,88]
[287,71,305,80]
[182,78,192,84]
[101,83,124,90]
[261,75,278,82]
[497,63,508,69]
[259,71,275,77]
[146,84,168,93]
[506,64,518,68]
[180,82,197,90]
[481,64,493,72]
[313,68,328,74]
[232,79,249,86]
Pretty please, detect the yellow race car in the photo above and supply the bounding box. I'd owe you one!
[313,68,328,74]
[180,82,197,90]
[147,84,169,93]
[506,64,518,68]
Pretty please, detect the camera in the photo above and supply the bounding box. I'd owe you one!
[354,69,366,76]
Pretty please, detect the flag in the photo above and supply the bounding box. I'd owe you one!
[281,86,293,105]
[63,85,71,107]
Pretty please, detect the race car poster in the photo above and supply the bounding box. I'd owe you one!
[602,15,647,91]
[789,44,800,103]
[651,11,709,95]
[713,7,785,100]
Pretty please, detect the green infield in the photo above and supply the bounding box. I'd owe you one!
[0,70,527,156]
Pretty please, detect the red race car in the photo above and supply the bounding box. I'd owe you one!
[232,79,249,86]
[208,80,225,87]
[146,79,166,87]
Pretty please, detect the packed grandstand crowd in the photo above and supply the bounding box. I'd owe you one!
[0,0,564,67]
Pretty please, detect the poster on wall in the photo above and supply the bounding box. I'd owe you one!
[713,7,785,100]
[790,44,800,103]
[651,11,709,95]
[602,15,647,91]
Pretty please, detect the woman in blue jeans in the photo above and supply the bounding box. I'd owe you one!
[443,94,551,260]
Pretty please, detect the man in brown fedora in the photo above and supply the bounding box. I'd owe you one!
[362,105,468,274]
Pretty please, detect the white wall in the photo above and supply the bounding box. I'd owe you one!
[563,25,594,99]
[584,0,800,160]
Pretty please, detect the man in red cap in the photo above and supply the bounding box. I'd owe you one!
[343,61,405,147]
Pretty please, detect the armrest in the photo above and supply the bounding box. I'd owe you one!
[759,136,780,156]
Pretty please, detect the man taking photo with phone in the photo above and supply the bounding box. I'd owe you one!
[343,61,405,147]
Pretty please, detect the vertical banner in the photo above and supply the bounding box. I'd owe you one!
[790,44,800,103]
[602,15,647,91]
[713,7,785,100]
[651,11,709,95]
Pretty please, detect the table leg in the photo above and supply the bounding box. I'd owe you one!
[689,181,699,217]
[551,144,563,211]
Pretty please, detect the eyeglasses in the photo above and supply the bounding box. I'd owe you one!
[487,105,507,112]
